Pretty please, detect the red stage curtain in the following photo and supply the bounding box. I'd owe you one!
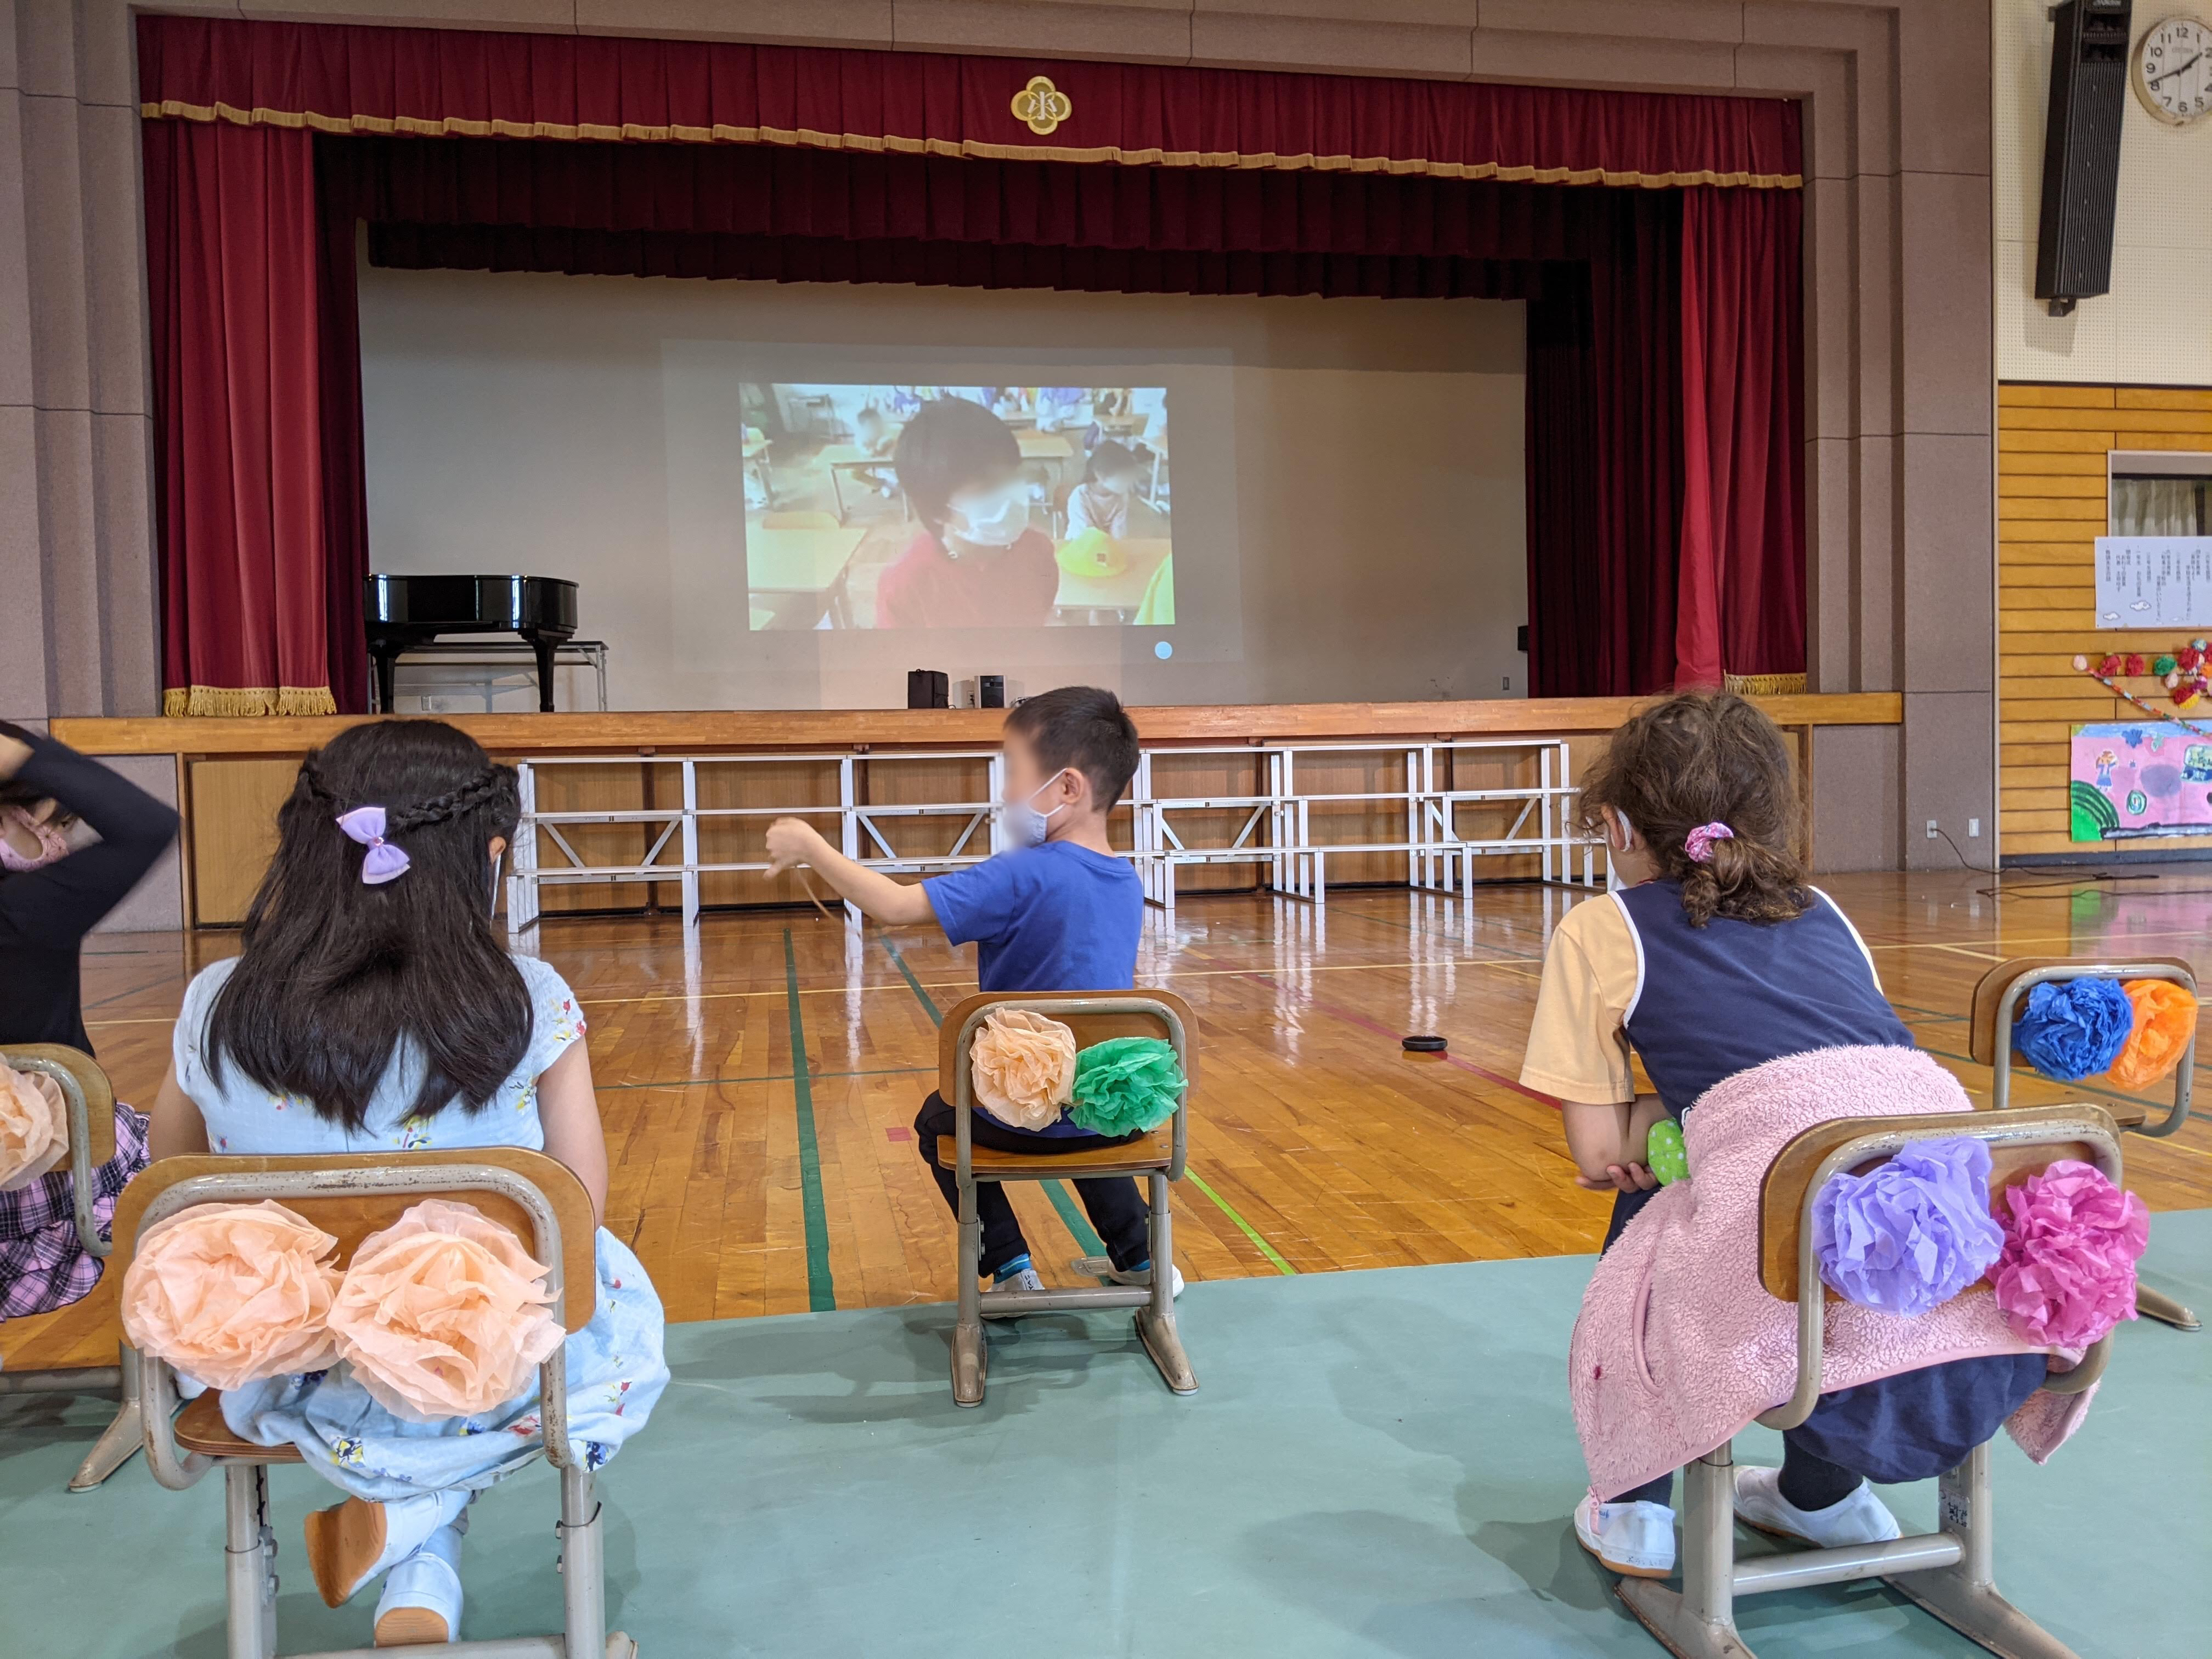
[1676,187,1805,690]
[140,15,1801,190]
[143,117,339,718]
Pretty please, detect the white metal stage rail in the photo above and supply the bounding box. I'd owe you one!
[506,736,1600,934]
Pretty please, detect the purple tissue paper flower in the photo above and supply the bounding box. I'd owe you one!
[1810,1136,2005,1316]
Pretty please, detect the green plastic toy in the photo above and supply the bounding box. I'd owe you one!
[1645,1118,1689,1185]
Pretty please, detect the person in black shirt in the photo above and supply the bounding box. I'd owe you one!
[1,721,180,1053]
[1,721,178,1321]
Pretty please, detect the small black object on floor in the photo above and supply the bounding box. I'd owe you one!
[1402,1035,1448,1053]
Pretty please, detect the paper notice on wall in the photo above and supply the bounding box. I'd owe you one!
[2095,538,2212,629]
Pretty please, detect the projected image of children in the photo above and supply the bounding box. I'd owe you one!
[740,383,1172,630]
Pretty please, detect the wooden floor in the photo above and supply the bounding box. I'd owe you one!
[11,867,2212,1369]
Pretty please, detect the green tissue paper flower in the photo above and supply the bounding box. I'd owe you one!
[1067,1037,1186,1137]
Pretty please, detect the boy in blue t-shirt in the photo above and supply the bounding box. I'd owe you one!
[764,686,1178,1301]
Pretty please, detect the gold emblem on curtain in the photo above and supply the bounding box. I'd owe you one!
[1010,76,1072,137]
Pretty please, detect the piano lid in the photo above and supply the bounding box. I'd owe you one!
[366,573,578,628]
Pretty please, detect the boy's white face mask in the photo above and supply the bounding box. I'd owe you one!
[1002,769,1073,848]
[947,482,1030,548]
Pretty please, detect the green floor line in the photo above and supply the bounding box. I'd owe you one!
[1186,1166,1299,1275]
[878,935,941,1025]
[879,935,1109,1279]
[782,929,838,1313]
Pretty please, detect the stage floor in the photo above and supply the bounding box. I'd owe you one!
[3,1217,2205,1658]
[12,866,2211,1372]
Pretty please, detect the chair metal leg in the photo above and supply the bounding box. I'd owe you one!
[951,1174,986,1407]
[560,1463,620,1659]
[1133,1172,1197,1396]
[224,1464,278,1659]
[2134,1283,2201,1331]
[68,1344,143,1492]
[1886,1446,2083,1659]
[1616,1445,1757,1659]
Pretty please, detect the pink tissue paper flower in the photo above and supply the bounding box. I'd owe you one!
[1987,1160,2149,1349]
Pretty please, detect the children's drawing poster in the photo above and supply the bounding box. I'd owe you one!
[2070,722,2212,842]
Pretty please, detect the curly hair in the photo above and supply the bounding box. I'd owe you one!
[1576,692,1811,928]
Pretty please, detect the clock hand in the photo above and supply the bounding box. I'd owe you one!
[2148,52,2203,87]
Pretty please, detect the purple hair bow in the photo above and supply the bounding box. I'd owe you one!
[335,805,410,885]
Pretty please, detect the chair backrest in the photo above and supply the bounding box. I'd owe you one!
[1,1043,116,1165]
[938,988,1199,1103]
[1758,1102,2121,1302]
[1967,954,2194,1066]
[112,1148,599,1333]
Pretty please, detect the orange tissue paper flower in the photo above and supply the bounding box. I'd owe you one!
[121,1201,343,1390]
[0,1063,67,1192]
[2108,979,2199,1091]
[326,1199,562,1421]
[969,1007,1079,1130]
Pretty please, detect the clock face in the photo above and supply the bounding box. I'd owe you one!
[2136,16,2212,126]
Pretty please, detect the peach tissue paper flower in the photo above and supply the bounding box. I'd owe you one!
[0,1063,67,1191]
[121,1201,343,1390]
[969,1007,1079,1130]
[327,1199,563,1421]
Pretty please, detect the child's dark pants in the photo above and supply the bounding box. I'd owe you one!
[913,1092,1151,1278]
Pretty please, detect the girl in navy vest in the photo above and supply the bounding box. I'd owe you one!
[1519,695,2045,1580]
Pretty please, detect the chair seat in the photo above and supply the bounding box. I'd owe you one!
[938,1126,1172,1177]
[175,1391,303,1463]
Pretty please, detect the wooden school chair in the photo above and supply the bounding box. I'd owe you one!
[1616,1103,2121,1659]
[117,1148,639,1659]
[1969,954,2199,1330]
[936,990,1199,1408]
[0,1043,144,1491]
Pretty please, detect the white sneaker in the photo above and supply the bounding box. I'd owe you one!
[1072,1257,1187,1297]
[373,1504,467,1646]
[1733,1466,1901,1547]
[1573,1491,1675,1578]
[981,1266,1044,1317]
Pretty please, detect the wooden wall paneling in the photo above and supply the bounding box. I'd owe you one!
[1145,748,1268,894]
[689,755,845,908]
[517,758,653,913]
[184,758,298,926]
[1996,384,2212,857]
[1287,746,1414,887]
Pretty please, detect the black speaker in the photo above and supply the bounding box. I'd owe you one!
[978,675,1006,709]
[2035,0,2131,317]
[906,669,949,709]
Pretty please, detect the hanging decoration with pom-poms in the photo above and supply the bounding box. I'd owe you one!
[2011,978,2135,1082]
[1066,1037,1186,1138]
[2074,637,2212,732]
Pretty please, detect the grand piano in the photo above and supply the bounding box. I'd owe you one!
[365,574,579,714]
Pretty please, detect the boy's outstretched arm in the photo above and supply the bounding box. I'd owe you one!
[764,817,938,927]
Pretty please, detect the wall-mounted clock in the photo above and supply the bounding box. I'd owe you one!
[2135,15,2212,126]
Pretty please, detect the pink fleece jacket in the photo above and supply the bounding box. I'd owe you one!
[1570,1045,2094,1500]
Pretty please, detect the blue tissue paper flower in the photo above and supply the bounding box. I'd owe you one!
[2012,978,2134,1082]
[1810,1136,2006,1316]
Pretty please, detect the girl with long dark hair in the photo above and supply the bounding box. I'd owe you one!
[145,720,665,1647]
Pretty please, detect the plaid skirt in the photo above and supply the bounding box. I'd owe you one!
[0,1103,149,1324]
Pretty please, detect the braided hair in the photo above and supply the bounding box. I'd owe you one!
[208,721,533,1132]
[1576,692,1812,928]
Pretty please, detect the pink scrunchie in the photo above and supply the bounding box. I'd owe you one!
[326,1199,563,1421]
[0,1063,67,1192]
[121,1201,343,1390]
[969,1007,1079,1130]
[1684,822,1735,864]
[1987,1160,2149,1348]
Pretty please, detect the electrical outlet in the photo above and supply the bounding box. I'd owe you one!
[1925,819,1940,840]
[1967,818,1982,838]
